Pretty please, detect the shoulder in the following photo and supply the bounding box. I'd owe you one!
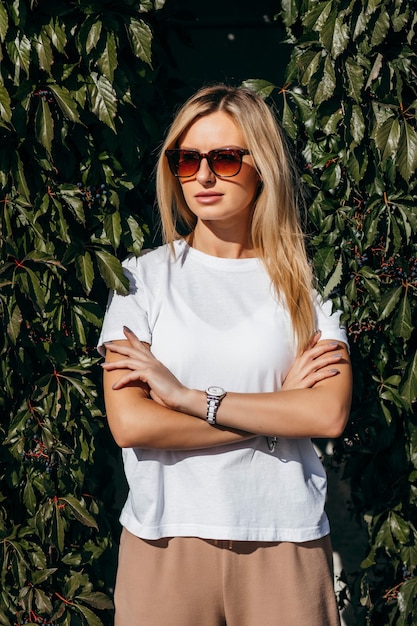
[122,239,184,272]
[312,290,349,346]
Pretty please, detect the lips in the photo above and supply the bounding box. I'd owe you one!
[194,192,223,205]
[194,192,223,197]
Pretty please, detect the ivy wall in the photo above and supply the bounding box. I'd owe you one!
[1,0,416,624]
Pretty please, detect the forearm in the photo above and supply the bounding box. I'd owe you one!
[104,375,253,450]
[102,336,352,444]
[181,384,351,439]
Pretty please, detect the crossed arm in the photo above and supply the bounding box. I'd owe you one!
[102,327,352,450]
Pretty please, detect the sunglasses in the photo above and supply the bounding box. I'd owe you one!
[165,148,250,178]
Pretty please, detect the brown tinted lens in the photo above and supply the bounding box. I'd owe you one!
[209,150,242,176]
[176,151,200,176]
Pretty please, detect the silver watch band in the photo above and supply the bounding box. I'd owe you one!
[205,386,226,425]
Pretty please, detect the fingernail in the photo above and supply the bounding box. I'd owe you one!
[123,326,132,333]
[332,353,342,358]
[329,342,339,346]
[329,368,339,373]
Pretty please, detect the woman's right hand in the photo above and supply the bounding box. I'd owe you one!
[281,331,345,391]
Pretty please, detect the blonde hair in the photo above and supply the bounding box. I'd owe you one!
[156,84,315,352]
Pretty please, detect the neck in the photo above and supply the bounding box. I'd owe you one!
[187,221,256,259]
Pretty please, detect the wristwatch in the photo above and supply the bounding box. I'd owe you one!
[205,386,227,425]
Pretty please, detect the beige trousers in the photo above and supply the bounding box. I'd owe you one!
[114,529,341,626]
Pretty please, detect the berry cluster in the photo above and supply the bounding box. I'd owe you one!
[33,89,54,103]
[22,437,56,474]
[76,182,108,208]
[379,253,417,287]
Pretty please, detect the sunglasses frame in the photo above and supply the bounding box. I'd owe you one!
[165,148,250,178]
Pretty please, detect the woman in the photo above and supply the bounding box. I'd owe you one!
[99,84,352,625]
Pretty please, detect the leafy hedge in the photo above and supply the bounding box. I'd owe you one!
[245,0,417,623]
[0,0,166,623]
[2,0,416,624]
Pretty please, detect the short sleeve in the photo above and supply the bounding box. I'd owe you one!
[97,256,152,356]
[312,292,349,351]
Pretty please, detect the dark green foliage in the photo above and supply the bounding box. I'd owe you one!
[246,0,417,623]
[0,0,166,622]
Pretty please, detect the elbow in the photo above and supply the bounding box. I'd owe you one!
[107,416,148,449]
[109,424,135,449]
[322,403,351,439]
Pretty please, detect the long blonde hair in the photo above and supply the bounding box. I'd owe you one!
[156,84,315,352]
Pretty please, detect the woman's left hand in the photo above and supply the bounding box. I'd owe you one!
[282,331,345,392]
[102,327,186,410]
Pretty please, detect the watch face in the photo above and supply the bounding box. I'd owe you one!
[207,386,225,397]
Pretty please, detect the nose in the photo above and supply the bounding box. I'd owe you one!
[196,156,216,184]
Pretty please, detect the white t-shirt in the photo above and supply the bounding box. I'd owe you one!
[98,239,348,542]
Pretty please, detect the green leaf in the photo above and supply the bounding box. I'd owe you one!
[104,211,121,249]
[75,604,104,626]
[280,0,298,27]
[128,18,152,66]
[34,31,53,74]
[347,147,368,183]
[374,117,401,160]
[60,187,85,223]
[345,58,364,103]
[397,121,417,182]
[0,2,9,42]
[44,17,67,54]
[6,302,22,344]
[54,499,65,553]
[350,104,365,146]
[59,495,98,529]
[305,1,333,32]
[34,588,53,613]
[35,97,54,154]
[5,33,31,82]
[23,478,37,515]
[48,84,82,123]
[331,15,350,58]
[127,216,144,256]
[389,511,410,543]
[89,72,118,132]
[314,55,336,104]
[400,351,417,406]
[31,568,57,586]
[95,249,129,293]
[323,256,343,298]
[86,19,102,54]
[392,293,412,339]
[240,79,275,99]
[314,245,335,281]
[97,31,118,82]
[0,82,12,124]
[76,591,114,610]
[398,577,417,620]
[13,152,31,201]
[281,95,297,139]
[371,9,390,47]
[378,286,402,320]
[74,250,94,295]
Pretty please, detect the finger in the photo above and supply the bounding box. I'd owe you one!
[123,326,150,350]
[306,330,321,349]
[307,368,340,385]
[306,341,341,362]
[312,353,343,369]
[111,371,149,390]
[296,368,340,389]
[104,342,150,362]
[102,358,146,371]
